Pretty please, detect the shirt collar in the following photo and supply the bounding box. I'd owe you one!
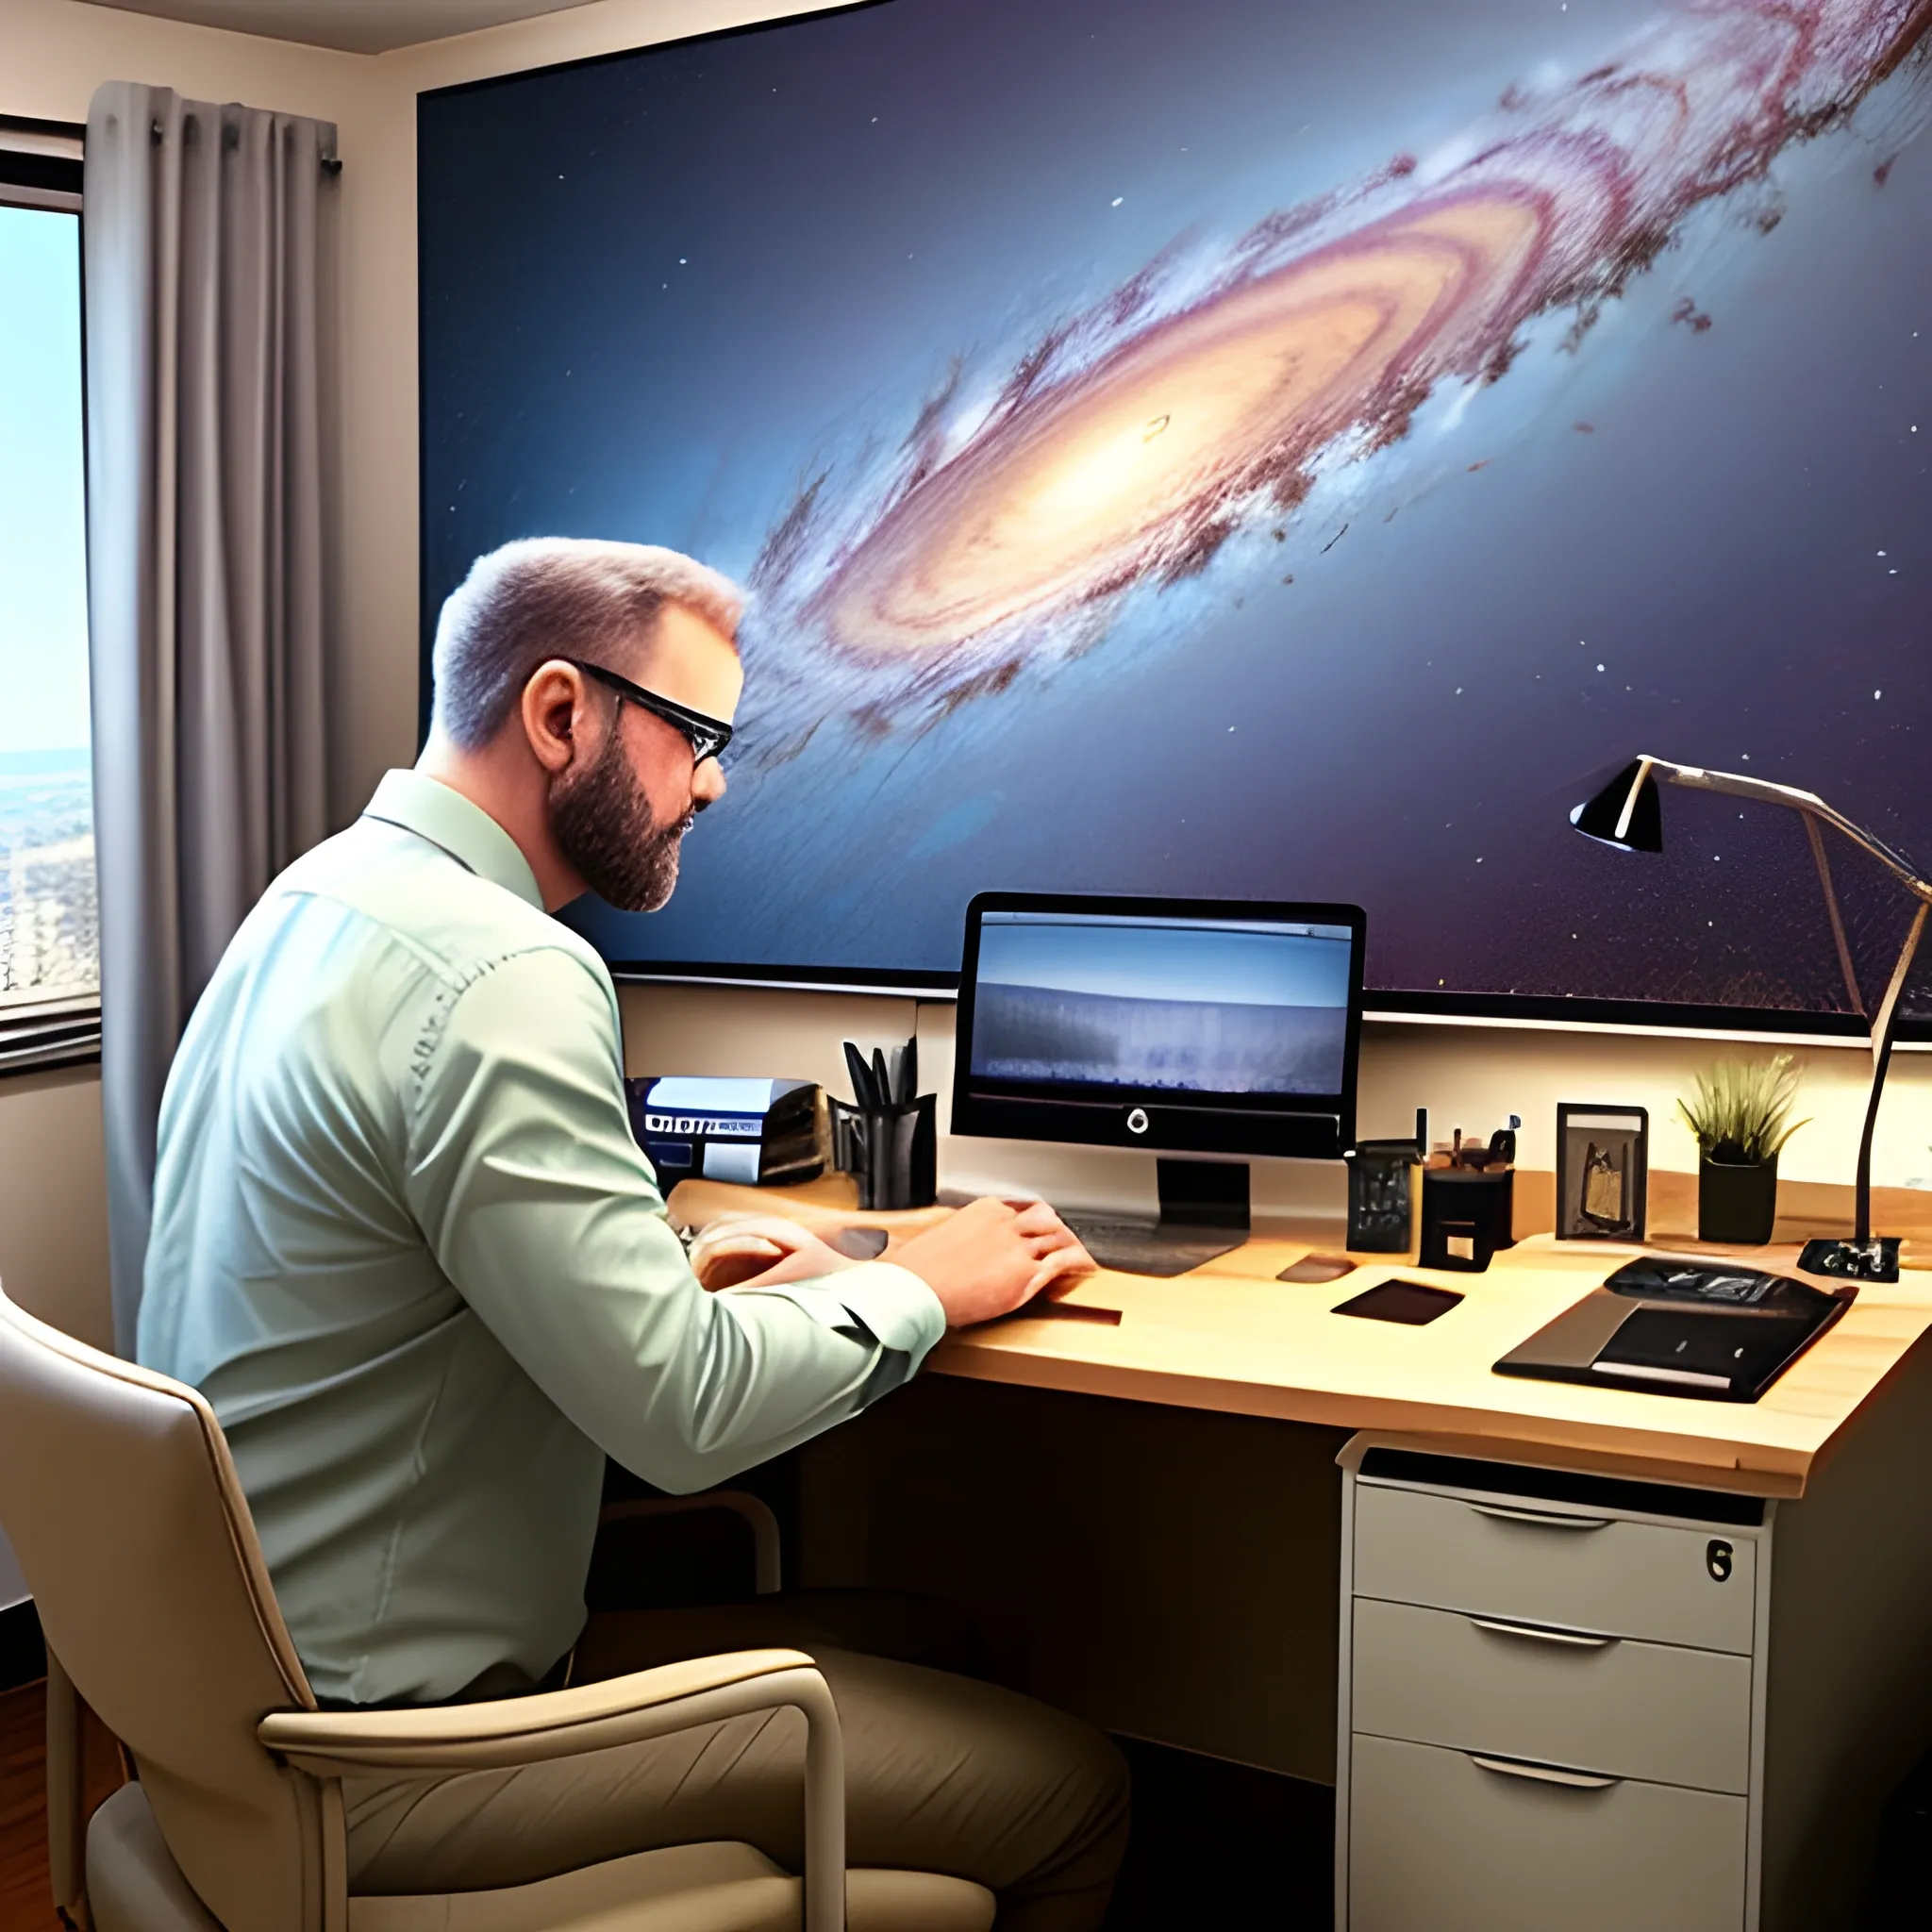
[361,770,546,911]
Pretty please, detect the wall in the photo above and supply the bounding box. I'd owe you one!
[0,1536,25,1612]
[2,0,1925,1710]
[379,0,1932,1209]
[621,985,1932,1218]
[369,0,1932,1215]
[5,0,1927,1360]
[0,1065,111,1351]
[0,1063,110,1609]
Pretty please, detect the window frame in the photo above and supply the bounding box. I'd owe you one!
[1,118,99,1074]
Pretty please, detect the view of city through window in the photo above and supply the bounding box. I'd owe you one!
[0,201,96,1012]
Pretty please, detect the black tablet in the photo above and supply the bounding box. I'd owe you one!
[1495,1259,1855,1402]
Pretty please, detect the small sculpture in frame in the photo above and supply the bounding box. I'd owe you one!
[1556,1104,1649,1241]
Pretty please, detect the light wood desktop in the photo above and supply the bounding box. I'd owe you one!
[669,1168,1932,1496]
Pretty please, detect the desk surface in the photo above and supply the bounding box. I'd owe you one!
[668,1171,1932,1496]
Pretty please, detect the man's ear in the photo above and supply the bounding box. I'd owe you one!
[521,661,594,775]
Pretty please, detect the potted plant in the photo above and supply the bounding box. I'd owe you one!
[1676,1055,1808,1245]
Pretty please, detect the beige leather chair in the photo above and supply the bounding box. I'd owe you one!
[0,1285,995,1932]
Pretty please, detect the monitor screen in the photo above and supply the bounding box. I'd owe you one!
[953,895,1364,1158]
[419,0,1932,1032]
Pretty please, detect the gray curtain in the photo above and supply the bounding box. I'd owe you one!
[84,84,339,1354]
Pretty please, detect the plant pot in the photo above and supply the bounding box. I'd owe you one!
[1698,1154,1779,1245]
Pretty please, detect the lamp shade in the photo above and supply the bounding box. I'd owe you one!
[1571,758,1664,853]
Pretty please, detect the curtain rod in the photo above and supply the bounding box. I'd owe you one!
[142,115,342,173]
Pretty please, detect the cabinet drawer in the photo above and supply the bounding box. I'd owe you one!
[1348,1733,1747,1932]
[1352,1596,1753,1792]
[1354,1480,1756,1654]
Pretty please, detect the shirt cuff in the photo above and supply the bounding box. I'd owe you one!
[728,1260,947,1371]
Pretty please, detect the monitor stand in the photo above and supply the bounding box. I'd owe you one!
[1063,1159,1250,1278]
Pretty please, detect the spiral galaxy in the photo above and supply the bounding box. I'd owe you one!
[735,0,1930,760]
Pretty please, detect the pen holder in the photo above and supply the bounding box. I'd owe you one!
[1420,1168,1515,1273]
[830,1092,938,1211]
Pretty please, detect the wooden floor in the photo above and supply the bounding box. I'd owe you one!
[1,1679,125,1930]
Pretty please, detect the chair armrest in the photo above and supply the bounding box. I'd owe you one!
[598,1489,782,1593]
[260,1649,845,1932]
[258,1647,820,1773]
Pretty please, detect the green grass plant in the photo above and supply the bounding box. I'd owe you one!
[1676,1053,1809,1167]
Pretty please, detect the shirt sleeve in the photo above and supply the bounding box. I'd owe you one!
[399,945,947,1492]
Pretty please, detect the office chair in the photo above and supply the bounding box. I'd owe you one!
[0,1284,995,1932]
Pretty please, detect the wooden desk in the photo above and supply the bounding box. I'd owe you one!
[673,1171,1932,1923]
[669,1171,1932,1496]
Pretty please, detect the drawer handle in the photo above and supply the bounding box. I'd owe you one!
[1468,1501,1612,1532]
[1468,1752,1623,1790]
[1467,1614,1619,1650]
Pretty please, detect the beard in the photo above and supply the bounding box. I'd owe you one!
[548,731,693,913]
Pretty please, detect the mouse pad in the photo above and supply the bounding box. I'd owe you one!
[1279,1253,1358,1284]
[1334,1280,1463,1325]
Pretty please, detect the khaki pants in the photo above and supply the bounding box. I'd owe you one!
[344,1600,1131,1931]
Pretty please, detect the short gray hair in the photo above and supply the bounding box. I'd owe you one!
[430,538,744,751]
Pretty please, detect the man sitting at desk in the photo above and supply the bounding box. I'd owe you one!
[138,538,1125,1930]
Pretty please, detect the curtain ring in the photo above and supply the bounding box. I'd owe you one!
[321,155,343,176]
[150,118,164,144]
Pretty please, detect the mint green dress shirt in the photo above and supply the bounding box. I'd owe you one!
[137,770,945,1706]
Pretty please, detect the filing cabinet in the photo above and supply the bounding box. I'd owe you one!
[1336,1423,1932,1932]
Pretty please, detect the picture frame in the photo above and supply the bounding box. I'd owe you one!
[1556,1104,1649,1242]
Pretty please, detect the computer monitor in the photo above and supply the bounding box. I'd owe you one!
[952,893,1365,1273]
[953,891,1365,1160]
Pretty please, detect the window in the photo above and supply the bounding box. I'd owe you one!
[0,121,96,1069]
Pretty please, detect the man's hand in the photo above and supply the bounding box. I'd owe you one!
[891,1196,1096,1327]
[689,1214,856,1291]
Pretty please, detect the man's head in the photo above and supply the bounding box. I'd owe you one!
[425,539,745,913]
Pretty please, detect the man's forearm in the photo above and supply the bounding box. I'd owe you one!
[608,1261,943,1490]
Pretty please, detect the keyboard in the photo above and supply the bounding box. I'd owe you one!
[1060,1211,1244,1279]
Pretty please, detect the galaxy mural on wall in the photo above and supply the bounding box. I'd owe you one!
[419,0,1932,1022]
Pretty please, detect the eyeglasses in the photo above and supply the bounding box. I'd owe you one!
[568,659,735,765]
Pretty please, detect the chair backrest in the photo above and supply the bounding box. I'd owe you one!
[0,1283,325,1932]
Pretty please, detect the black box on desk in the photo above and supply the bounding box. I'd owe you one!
[1419,1168,1514,1273]
[624,1076,823,1187]
[1345,1140,1424,1253]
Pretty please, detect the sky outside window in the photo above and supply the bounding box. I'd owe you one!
[0,205,90,756]
[0,201,97,1008]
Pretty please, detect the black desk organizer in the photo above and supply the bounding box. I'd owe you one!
[829,1092,938,1211]
[1495,1256,1857,1403]
[1419,1168,1515,1273]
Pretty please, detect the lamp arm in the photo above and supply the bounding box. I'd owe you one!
[1802,812,1865,1017]
[1644,758,1932,902]
[1854,902,1929,1245]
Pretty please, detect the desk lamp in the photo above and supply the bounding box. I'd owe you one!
[1571,755,1931,1283]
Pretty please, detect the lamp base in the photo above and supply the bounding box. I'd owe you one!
[1798,1237,1901,1284]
